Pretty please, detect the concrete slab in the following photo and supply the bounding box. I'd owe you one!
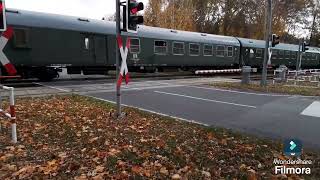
[301,101,320,118]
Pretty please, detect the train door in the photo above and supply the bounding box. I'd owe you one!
[242,48,249,65]
[93,36,108,65]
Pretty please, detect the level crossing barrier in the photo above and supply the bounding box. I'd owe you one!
[0,85,17,143]
[272,65,288,84]
[195,69,243,75]
[286,69,320,87]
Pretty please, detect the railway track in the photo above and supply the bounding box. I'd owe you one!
[0,72,197,88]
[1,71,275,88]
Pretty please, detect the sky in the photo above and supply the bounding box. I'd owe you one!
[6,0,150,20]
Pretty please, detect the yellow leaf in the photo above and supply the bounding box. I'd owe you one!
[131,166,142,174]
[95,165,105,173]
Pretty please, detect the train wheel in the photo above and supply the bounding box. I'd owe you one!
[35,68,59,82]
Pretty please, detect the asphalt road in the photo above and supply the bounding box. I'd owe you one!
[24,78,320,149]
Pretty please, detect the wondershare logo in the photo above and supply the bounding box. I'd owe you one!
[284,139,302,157]
[273,139,313,175]
[290,141,297,151]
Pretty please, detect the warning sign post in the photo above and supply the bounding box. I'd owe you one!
[116,36,130,87]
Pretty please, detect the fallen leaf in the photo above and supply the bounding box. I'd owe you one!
[95,165,105,173]
[160,167,169,175]
[172,174,181,180]
[131,166,142,174]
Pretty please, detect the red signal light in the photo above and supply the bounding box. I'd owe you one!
[126,0,144,32]
[131,7,138,14]
[130,2,144,14]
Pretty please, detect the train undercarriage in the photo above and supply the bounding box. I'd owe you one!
[1,63,318,82]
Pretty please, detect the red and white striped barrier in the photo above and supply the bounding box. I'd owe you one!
[195,69,242,75]
[0,85,17,143]
[0,27,17,76]
[116,35,130,87]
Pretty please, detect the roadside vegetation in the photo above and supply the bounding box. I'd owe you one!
[142,0,320,46]
[212,82,320,96]
[0,95,319,179]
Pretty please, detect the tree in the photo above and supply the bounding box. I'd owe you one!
[309,0,319,46]
[143,0,316,44]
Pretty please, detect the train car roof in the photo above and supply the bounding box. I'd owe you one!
[137,25,240,46]
[306,47,320,53]
[6,8,319,52]
[6,9,116,34]
[6,8,239,46]
[237,37,298,51]
[236,38,265,48]
[237,37,320,53]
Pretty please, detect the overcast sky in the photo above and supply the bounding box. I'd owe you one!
[6,0,149,20]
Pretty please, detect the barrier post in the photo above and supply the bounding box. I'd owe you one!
[0,88,2,131]
[9,87,17,143]
[0,85,17,143]
[294,71,298,86]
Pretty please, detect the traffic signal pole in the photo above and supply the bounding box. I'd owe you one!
[116,0,122,117]
[261,0,272,87]
[296,39,301,71]
[114,0,144,118]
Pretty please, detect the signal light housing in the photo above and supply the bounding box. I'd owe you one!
[302,42,310,52]
[0,0,7,31]
[272,34,280,47]
[125,0,144,32]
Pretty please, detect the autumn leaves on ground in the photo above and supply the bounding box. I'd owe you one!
[0,96,319,179]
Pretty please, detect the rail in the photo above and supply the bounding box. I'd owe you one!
[0,85,17,143]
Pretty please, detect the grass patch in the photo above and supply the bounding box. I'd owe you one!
[212,82,320,96]
[0,95,319,179]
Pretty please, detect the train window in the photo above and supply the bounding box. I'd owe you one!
[13,29,30,48]
[307,53,311,60]
[154,40,168,55]
[154,40,167,55]
[304,53,309,60]
[216,45,225,57]
[189,43,200,56]
[84,37,90,50]
[272,50,278,59]
[130,38,140,53]
[172,42,185,55]
[256,49,263,58]
[203,44,213,56]
[285,51,290,59]
[312,53,317,60]
[278,50,284,59]
[227,46,233,57]
[292,52,297,60]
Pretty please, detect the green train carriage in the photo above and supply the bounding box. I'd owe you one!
[237,37,320,69]
[3,8,320,80]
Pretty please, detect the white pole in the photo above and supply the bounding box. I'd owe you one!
[9,88,17,143]
[9,87,14,107]
[11,123,17,143]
